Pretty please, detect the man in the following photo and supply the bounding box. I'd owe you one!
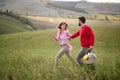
[68,16,95,67]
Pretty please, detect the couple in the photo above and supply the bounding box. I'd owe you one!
[51,16,95,69]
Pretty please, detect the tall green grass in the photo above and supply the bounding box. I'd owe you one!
[0,27,120,80]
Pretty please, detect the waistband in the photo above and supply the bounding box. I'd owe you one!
[61,44,67,47]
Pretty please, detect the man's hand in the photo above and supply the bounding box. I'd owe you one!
[90,46,94,50]
[86,46,93,53]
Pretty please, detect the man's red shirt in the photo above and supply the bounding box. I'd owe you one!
[70,25,95,48]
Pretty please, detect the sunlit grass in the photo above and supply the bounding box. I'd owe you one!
[0,27,120,80]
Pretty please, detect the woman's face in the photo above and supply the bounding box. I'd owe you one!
[61,24,67,30]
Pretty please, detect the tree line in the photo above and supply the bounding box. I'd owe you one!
[0,9,37,30]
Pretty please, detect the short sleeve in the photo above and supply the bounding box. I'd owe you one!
[66,30,71,36]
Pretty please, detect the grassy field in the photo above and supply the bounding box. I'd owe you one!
[0,27,120,80]
[0,15,30,34]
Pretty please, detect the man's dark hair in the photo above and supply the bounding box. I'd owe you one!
[78,16,86,23]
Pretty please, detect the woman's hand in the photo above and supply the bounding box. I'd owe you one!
[68,37,71,40]
[50,32,54,36]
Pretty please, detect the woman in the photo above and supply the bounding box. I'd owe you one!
[50,22,76,69]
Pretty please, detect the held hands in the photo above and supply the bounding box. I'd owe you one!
[68,37,71,40]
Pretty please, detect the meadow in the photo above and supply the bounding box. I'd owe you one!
[0,15,30,34]
[0,26,120,80]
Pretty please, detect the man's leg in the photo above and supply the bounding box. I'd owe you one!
[76,48,88,66]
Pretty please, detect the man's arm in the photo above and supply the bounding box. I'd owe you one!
[87,27,95,49]
[68,30,80,40]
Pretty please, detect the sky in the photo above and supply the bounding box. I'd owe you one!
[53,0,120,3]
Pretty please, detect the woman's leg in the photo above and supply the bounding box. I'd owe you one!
[66,51,75,61]
[65,46,80,66]
[66,51,79,66]
[55,46,66,67]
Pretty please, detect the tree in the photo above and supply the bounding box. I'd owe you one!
[0,10,3,14]
[94,15,97,20]
[6,9,9,13]
[10,10,12,15]
[10,10,13,16]
[105,15,109,21]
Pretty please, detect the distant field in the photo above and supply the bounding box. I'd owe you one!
[0,15,30,34]
[26,16,120,29]
[0,27,120,80]
[1,14,120,34]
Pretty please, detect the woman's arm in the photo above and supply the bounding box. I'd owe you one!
[66,30,71,37]
[50,33,58,41]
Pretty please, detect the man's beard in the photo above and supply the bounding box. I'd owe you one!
[78,23,81,26]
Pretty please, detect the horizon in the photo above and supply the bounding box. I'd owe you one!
[52,0,120,3]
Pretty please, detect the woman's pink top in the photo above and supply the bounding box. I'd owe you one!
[56,30,73,51]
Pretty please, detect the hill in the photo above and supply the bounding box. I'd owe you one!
[75,2,120,15]
[0,0,120,17]
[0,0,58,16]
[0,15,30,34]
[0,27,120,80]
